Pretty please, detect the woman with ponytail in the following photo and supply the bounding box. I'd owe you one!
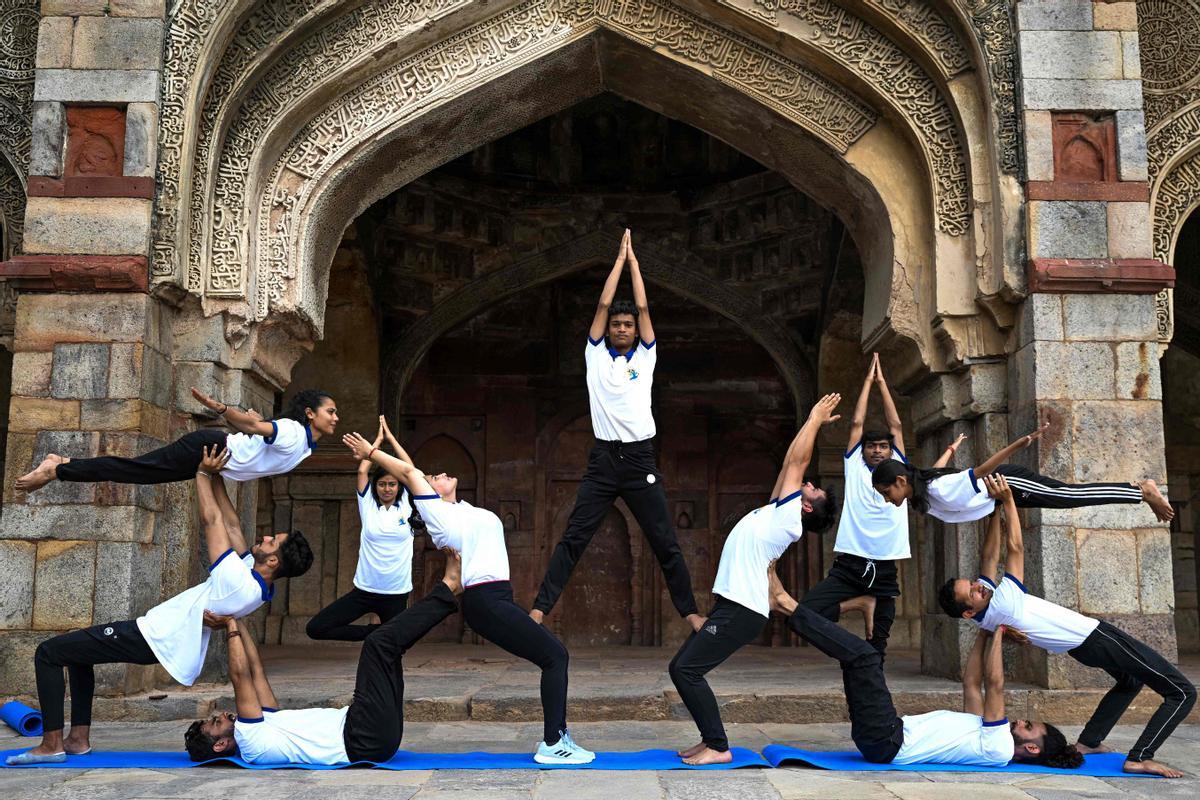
[871,421,1173,523]
[16,388,337,492]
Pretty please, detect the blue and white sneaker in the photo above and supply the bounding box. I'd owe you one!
[534,729,595,764]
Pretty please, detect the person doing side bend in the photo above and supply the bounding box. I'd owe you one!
[769,564,1083,771]
[671,393,841,766]
[940,473,1195,778]
[7,448,313,765]
[343,430,596,765]
[871,421,1173,523]
[16,388,338,492]
[183,552,464,766]
[307,416,415,642]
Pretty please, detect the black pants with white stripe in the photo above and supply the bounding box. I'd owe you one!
[801,554,900,660]
[1069,620,1196,762]
[668,597,767,752]
[993,464,1143,509]
[54,429,228,484]
[533,438,699,618]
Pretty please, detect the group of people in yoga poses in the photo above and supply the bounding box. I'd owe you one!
[6,230,1195,777]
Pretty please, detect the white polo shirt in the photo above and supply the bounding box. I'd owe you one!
[836,444,909,560]
[235,707,350,765]
[893,710,1014,767]
[584,336,657,442]
[413,495,509,587]
[136,550,272,686]
[353,489,414,595]
[972,574,1099,653]
[712,494,806,618]
[925,470,995,523]
[222,419,313,482]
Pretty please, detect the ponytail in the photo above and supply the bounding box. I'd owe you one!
[280,389,333,425]
[870,460,957,514]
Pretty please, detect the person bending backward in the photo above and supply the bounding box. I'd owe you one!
[307,416,415,642]
[16,388,338,492]
[343,430,596,765]
[940,473,1196,778]
[769,564,1083,771]
[671,393,841,766]
[801,354,954,658]
[529,230,716,633]
[6,447,313,765]
[871,421,1174,524]
[184,552,464,765]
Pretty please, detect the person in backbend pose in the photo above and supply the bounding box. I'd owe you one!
[7,447,312,765]
[769,564,1083,771]
[939,473,1195,778]
[307,416,415,642]
[17,388,338,491]
[870,421,1173,523]
[343,430,596,765]
[671,394,841,766]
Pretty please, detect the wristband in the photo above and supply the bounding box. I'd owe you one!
[227,630,240,639]
[368,446,378,459]
[217,403,228,415]
[196,470,212,478]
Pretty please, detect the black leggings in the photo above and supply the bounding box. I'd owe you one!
[34,621,159,733]
[801,554,899,660]
[462,581,569,744]
[307,588,410,642]
[668,597,766,752]
[342,583,457,762]
[994,464,1143,509]
[55,429,228,485]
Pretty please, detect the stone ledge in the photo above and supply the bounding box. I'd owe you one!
[28,175,155,198]
[0,255,149,292]
[1028,258,1174,293]
[1026,180,1149,201]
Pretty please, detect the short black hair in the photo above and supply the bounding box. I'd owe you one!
[608,299,640,320]
[1032,723,1083,769]
[802,486,838,534]
[184,719,234,762]
[937,579,971,618]
[276,530,313,579]
[860,430,894,446]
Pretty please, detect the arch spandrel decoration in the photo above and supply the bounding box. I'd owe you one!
[0,0,37,340]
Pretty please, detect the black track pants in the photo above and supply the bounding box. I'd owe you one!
[342,583,458,762]
[34,621,159,732]
[534,439,698,618]
[55,429,228,485]
[668,597,766,752]
[462,581,569,745]
[306,588,410,643]
[801,554,899,659]
[994,464,1143,510]
[1070,621,1197,762]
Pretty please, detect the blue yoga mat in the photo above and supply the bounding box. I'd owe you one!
[762,745,1157,778]
[1,747,768,771]
[0,702,42,737]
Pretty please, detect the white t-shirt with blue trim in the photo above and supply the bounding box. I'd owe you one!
[136,551,272,686]
[972,574,1099,653]
[894,709,1014,767]
[353,489,414,595]
[925,470,996,523]
[221,418,313,482]
[836,444,909,560]
[584,336,657,442]
[235,707,350,765]
[413,496,509,588]
[711,493,806,618]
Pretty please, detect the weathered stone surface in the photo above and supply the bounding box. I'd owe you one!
[7,397,80,431]
[1018,292,1064,344]
[1115,109,1149,181]
[14,293,155,351]
[10,351,54,397]
[1122,31,1141,81]
[1022,79,1143,110]
[80,399,170,438]
[24,196,152,255]
[0,631,56,696]
[1029,525,1078,609]
[535,771,663,800]
[1137,529,1175,614]
[110,0,166,16]
[123,102,157,178]
[1029,200,1107,259]
[29,101,67,177]
[1033,341,1115,400]
[1062,293,1158,341]
[71,17,163,70]
[1019,32,1123,81]
[1114,341,1162,401]
[32,540,97,629]
[51,342,110,399]
[94,541,162,622]
[34,68,159,103]
[1023,110,1054,182]
[1077,530,1139,614]
[1016,0,1093,31]
[1071,400,1166,483]
[0,503,152,543]
[0,542,36,629]
[40,1,110,13]
[1094,1,1138,31]
[35,17,74,70]
[1106,201,1152,259]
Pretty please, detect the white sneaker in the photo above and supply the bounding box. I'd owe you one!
[534,729,596,764]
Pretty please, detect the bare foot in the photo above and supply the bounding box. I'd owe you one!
[1139,480,1175,523]
[1125,758,1184,778]
[683,746,733,766]
[63,726,91,755]
[677,741,705,758]
[529,609,544,625]
[686,613,707,633]
[840,595,877,640]
[1074,741,1110,755]
[15,454,65,492]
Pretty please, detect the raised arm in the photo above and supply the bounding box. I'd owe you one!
[626,232,655,345]
[224,618,262,720]
[196,446,233,564]
[931,433,968,469]
[236,618,278,711]
[974,421,1050,478]
[962,630,986,716]
[210,468,249,556]
[981,625,1007,723]
[874,358,906,456]
[380,415,414,464]
[357,420,385,494]
[995,475,1024,584]
[847,354,877,453]
[589,231,628,343]
[191,387,275,438]
[777,393,842,500]
[343,432,436,497]
[978,476,1006,580]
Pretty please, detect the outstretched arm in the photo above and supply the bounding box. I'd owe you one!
[196,446,233,564]
[978,476,1006,580]
[627,232,655,345]
[776,394,842,500]
[874,359,906,456]
[981,626,1007,723]
[344,432,436,497]
[225,618,263,720]
[847,354,877,453]
[975,422,1050,478]
[191,388,275,438]
[931,433,968,469]
[589,231,628,343]
[210,469,249,556]
[996,476,1024,584]
[962,631,986,716]
[237,618,278,711]
[380,415,414,464]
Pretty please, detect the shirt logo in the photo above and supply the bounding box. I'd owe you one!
[104,627,114,636]
[627,368,639,381]
[704,624,718,635]
[646,474,656,484]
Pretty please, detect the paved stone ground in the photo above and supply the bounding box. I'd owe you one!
[1,721,1198,798]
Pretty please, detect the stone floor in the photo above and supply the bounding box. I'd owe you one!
[2,720,1198,799]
